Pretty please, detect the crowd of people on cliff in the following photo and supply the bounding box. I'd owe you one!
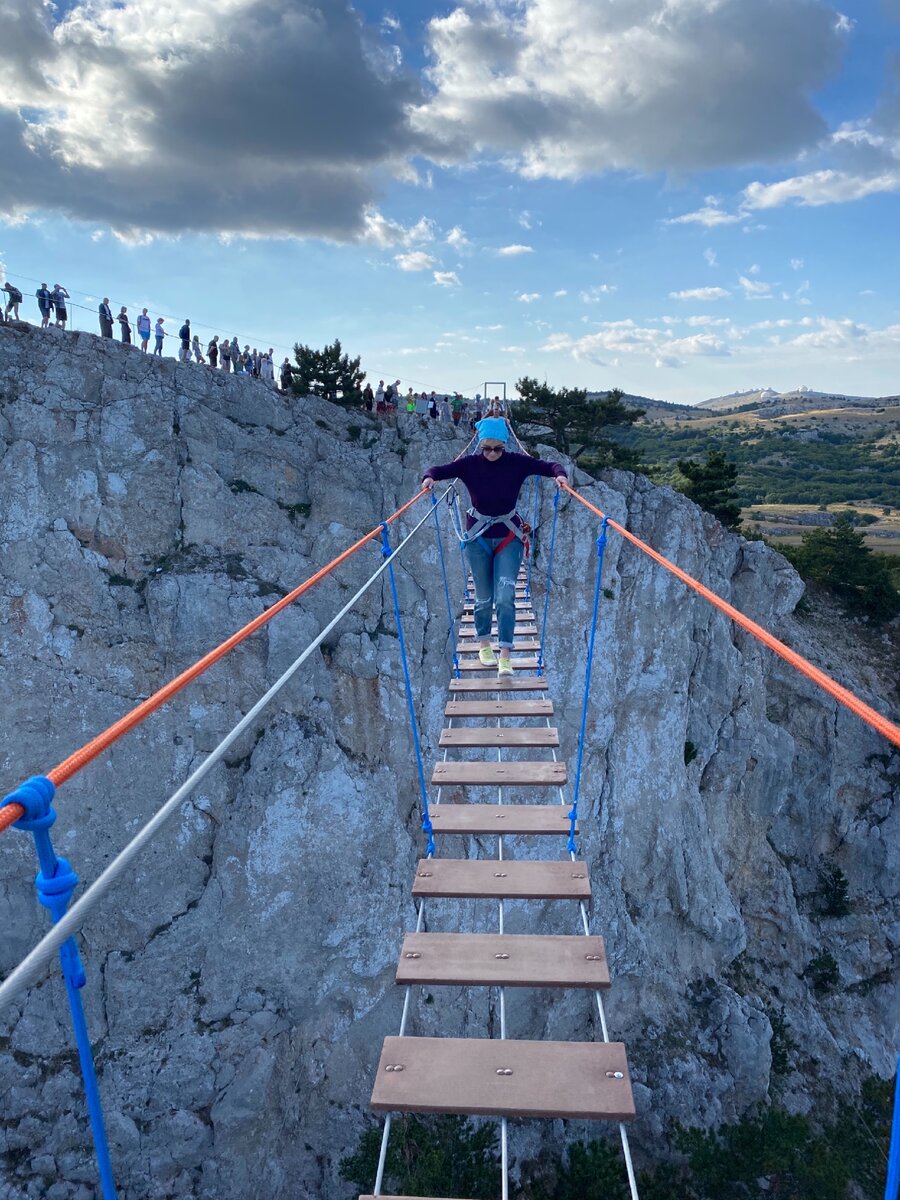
[3,279,294,390]
[1,277,508,421]
[363,382,506,430]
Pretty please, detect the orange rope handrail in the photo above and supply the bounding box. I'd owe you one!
[562,482,900,750]
[0,489,428,833]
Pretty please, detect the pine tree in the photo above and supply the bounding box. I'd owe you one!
[676,450,742,529]
[514,378,643,467]
[292,338,365,404]
[786,518,900,621]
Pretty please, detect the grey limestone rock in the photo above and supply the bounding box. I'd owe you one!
[0,324,897,1198]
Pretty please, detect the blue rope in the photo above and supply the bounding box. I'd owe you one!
[431,493,461,678]
[447,490,471,599]
[1,777,118,1199]
[886,1051,900,1200]
[537,489,561,677]
[567,517,609,855]
[379,523,435,857]
[526,475,541,600]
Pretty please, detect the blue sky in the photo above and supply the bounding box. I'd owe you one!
[2,0,899,404]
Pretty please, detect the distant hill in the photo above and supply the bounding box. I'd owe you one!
[696,386,898,414]
[604,386,900,512]
[585,389,695,415]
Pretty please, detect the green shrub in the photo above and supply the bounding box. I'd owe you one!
[339,1115,497,1199]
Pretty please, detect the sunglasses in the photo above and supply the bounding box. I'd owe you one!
[482,445,504,456]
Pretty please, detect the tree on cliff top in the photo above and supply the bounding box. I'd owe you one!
[292,338,365,404]
[513,378,643,469]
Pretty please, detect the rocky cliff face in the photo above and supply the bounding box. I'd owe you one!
[0,324,897,1199]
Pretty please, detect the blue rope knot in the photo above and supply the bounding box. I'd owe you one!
[2,774,56,827]
[566,806,578,855]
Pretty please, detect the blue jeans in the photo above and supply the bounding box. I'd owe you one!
[464,536,525,649]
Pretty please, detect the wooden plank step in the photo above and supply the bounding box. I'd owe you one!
[439,727,559,747]
[456,657,540,672]
[460,618,537,627]
[371,1037,634,1120]
[429,804,575,835]
[412,858,590,900]
[456,640,541,653]
[464,598,533,608]
[431,762,567,786]
[458,624,537,635]
[396,932,609,988]
[445,700,554,717]
[449,677,548,692]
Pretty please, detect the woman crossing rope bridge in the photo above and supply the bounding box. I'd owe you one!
[422,415,567,677]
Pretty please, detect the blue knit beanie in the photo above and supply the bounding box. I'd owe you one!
[476,417,509,443]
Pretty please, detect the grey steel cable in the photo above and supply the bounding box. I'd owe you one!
[0,494,443,1016]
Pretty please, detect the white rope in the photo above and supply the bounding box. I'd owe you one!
[547,657,640,1197]
[0,495,443,1016]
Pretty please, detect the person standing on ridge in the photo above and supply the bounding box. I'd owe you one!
[3,281,22,321]
[153,317,165,356]
[136,308,151,352]
[179,319,191,362]
[51,284,70,328]
[117,305,132,344]
[37,284,53,328]
[207,335,219,368]
[422,417,566,676]
[98,297,113,337]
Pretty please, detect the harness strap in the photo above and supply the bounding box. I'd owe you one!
[463,507,532,559]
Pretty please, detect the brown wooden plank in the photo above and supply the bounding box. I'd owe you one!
[431,762,567,786]
[456,657,540,672]
[456,640,541,653]
[371,1037,634,1120]
[464,600,533,610]
[412,858,590,900]
[458,624,537,635]
[449,677,548,692]
[444,700,554,717]
[460,618,537,627]
[429,804,576,835]
[396,933,609,988]
[439,727,559,747]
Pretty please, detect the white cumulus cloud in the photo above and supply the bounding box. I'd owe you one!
[446,225,472,252]
[497,243,534,256]
[669,287,731,301]
[412,0,842,179]
[434,270,461,287]
[395,250,436,271]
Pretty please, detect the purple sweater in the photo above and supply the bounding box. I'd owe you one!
[423,450,566,537]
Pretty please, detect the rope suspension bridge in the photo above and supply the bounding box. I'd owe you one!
[1,422,898,1200]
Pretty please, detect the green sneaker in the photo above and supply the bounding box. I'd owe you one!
[479,645,498,666]
[497,655,514,676]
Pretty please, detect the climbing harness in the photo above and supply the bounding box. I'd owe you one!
[460,505,531,558]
